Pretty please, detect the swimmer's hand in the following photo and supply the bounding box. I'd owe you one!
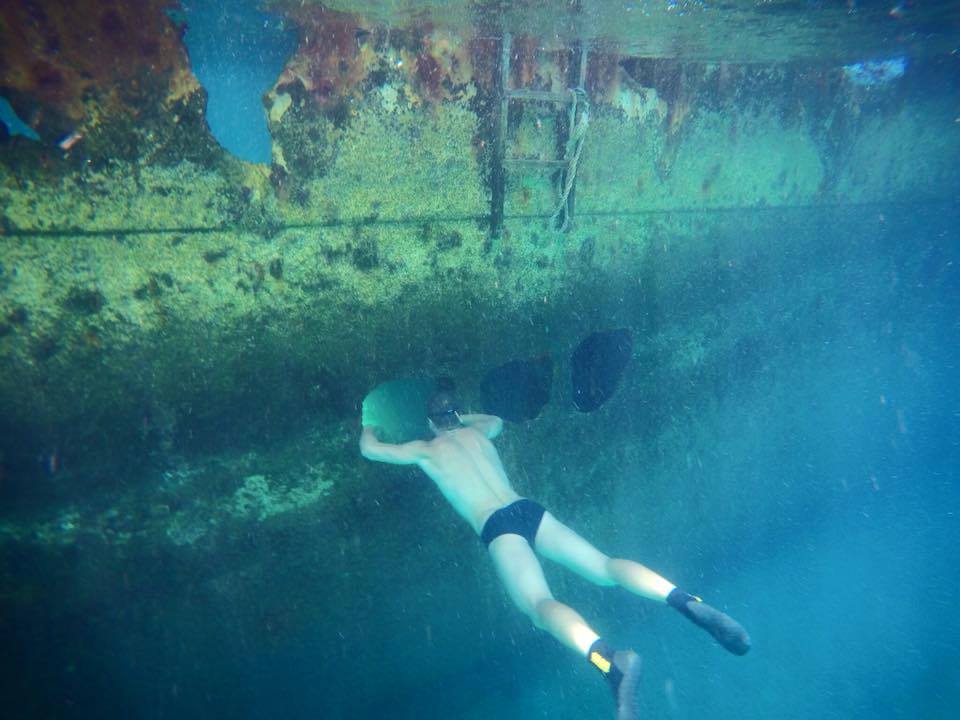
[360,425,383,447]
[359,425,378,450]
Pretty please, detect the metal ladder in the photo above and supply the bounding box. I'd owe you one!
[490,33,590,238]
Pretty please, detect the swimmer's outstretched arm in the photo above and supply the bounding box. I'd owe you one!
[359,426,429,465]
[458,413,503,439]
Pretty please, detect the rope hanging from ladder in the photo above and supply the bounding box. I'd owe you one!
[551,87,590,232]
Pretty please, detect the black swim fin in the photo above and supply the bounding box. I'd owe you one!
[667,588,751,656]
[588,640,642,720]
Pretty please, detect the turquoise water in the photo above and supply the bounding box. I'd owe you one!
[5,205,958,718]
[179,0,295,163]
[2,2,960,719]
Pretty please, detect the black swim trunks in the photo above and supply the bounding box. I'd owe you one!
[480,499,546,548]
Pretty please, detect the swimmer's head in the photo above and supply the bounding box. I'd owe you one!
[427,390,462,431]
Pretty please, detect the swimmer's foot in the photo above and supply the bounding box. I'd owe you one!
[588,639,642,720]
[667,588,751,656]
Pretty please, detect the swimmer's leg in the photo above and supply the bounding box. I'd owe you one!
[488,533,598,654]
[532,511,674,598]
[534,512,751,655]
[488,534,642,719]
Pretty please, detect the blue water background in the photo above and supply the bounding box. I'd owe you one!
[8,201,955,719]
[179,0,295,163]
[3,4,959,714]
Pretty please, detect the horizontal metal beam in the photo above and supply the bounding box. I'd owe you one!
[4,200,948,238]
[504,158,568,167]
[505,89,573,103]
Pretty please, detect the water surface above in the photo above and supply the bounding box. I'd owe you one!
[294,0,960,62]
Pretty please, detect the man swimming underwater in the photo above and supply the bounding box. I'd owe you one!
[360,390,750,720]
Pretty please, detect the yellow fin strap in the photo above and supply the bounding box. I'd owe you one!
[590,651,612,674]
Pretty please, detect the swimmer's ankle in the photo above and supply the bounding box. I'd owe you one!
[588,638,621,690]
[666,588,702,618]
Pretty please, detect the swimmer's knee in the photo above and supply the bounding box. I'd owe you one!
[524,596,556,627]
[602,557,619,578]
[575,556,614,587]
[533,597,557,615]
[594,560,618,587]
[531,597,577,632]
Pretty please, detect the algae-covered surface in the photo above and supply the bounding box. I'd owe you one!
[1,2,959,719]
